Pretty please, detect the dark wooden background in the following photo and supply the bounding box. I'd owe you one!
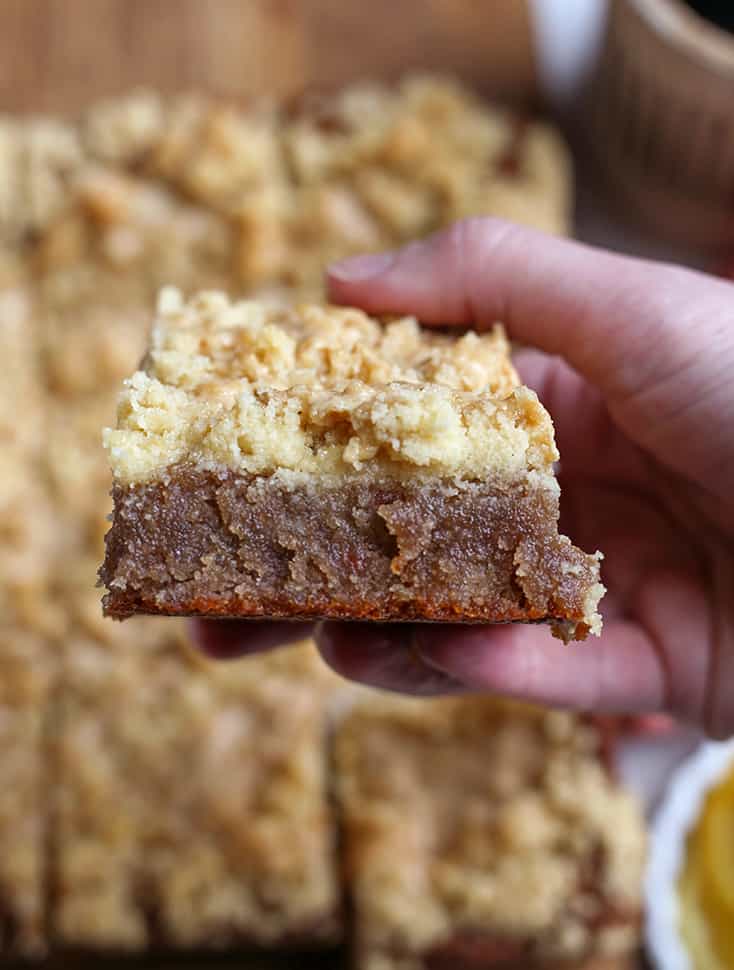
[0,0,537,114]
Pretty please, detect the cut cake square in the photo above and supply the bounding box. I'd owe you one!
[101,289,604,640]
[335,697,645,970]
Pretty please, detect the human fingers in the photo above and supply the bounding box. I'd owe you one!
[512,348,650,483]
[190,618,316,660]
[412,620,668,715]
[314,622,468,696]
[328,219,734,498]
[413,566,715,730]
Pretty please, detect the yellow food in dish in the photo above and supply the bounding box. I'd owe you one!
[679,766,734,969]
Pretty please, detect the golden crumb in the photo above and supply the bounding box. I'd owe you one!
[56,635,341,949]
[336,698,646,968]
[105,289,560,485]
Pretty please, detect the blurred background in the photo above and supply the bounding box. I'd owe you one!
[0,0,538,111]
[1,1,734,969]
[4,0,733,256]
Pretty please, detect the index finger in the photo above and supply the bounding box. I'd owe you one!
[327,218,734,497]
[191,618,316,660]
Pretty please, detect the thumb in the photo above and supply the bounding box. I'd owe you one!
[327,218,734,498]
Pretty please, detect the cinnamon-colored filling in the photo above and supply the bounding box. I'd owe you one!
[101,465,603,639]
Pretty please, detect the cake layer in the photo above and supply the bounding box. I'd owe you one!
[101,466,603,639]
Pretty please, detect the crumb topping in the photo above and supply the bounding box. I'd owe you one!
[337,698,646,965]
[57,634,341,948]
[2,75,571,301]
[105,289,559,484]
[146,289,517,393]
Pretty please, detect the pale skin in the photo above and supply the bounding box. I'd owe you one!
[193,219,734,738]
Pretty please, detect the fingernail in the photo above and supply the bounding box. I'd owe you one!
[329,250,396,282]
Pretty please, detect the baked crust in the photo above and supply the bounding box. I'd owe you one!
[424,938,639,968]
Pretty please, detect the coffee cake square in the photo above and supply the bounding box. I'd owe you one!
[101,289,604,640]
[335,698,645,970]
[54,632,340,951]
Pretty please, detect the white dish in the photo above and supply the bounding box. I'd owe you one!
[645,739,734,970]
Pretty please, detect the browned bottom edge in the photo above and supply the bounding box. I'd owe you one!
[38,942,342,968]
[391,934,639,970]
[48,926,342,963]
[101,466,602,639]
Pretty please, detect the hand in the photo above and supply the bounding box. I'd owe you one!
[193,219,734,738]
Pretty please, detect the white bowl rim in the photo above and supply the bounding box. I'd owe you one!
[627,0,734,72]
[644,738,734,970]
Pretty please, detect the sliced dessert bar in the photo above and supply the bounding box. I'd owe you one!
[335,698,646,970]
[53,631,340,951]
[101,290,603,638]
[101,289,604,640]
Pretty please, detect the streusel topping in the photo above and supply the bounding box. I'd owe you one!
[144,288,518,393]
[58,632,341,949]
[337,698,646,965]
[105,289,560,484]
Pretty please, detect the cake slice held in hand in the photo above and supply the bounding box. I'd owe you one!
[100,289,604,641]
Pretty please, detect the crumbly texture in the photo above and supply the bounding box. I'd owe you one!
[0,117,83,245]
[0,285,61,640]
[101,467,604,639]
[0,281,56,957]
[106,289,524,484]
[46,395,120,558]
[2,77,571,301]
[102,292,604,637]
[335,699,646,970]
[0,287,44,456]
[54,633,341,951]
[0,473,60,637]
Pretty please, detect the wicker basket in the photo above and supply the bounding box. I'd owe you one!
[587,0,734,248]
